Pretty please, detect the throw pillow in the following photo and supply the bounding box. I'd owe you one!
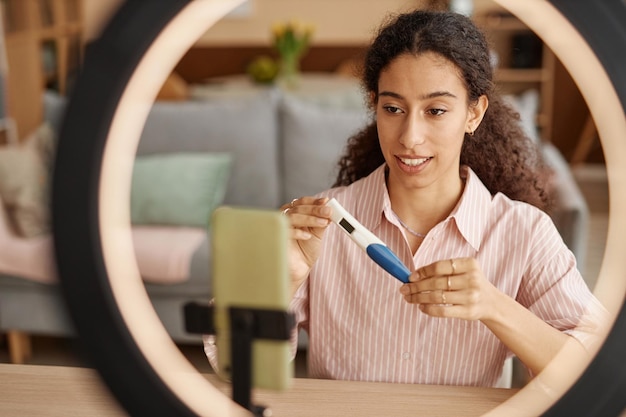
[280,95,371,202]
[130,152,232,227]
[0,123,55,238]
[137,90,282,209]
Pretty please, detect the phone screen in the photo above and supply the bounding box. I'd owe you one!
[211,206,292,390]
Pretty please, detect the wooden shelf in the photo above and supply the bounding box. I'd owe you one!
[480,14,529,32]
[475,9,556,142]
[2,0,83,140]
[495,68,550,83]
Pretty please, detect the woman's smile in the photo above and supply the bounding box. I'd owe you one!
[396,155,433,172]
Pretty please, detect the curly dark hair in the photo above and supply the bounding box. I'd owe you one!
[333,10,553,210]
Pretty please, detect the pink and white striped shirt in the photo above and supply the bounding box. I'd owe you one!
[290,164,605,386]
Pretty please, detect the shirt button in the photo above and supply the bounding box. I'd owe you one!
[402,352,411,360]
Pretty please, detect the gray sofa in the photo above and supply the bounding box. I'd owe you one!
[0,83,589,363]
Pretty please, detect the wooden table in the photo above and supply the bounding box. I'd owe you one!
[0,363,518,416]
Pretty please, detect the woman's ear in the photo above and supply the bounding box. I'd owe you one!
[467,95,489,134]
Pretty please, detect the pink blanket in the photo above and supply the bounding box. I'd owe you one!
[0,204,205,285]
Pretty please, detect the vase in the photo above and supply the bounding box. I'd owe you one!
[279,52,301,89]
[449,0,473,16]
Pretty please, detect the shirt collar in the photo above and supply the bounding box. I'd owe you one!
[362,164,491,252]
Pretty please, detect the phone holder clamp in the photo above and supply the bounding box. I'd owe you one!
[184,301,294,417]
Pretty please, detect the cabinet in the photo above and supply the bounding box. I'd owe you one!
[474,9,556,143]
[1,0,83,141]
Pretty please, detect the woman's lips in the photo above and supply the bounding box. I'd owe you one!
[396,155,432,173]
[398,156,431,166]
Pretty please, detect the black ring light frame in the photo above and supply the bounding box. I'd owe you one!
[51,0,626,416]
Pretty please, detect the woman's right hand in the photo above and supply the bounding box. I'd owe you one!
[279,197,332,294]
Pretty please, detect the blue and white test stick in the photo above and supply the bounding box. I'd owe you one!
[326,198,411,283]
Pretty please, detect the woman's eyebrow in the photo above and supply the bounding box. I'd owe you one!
[378,90,458,100]
[422,90,458,99]
[379,91,404,99]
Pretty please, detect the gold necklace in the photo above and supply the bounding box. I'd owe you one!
[391,210,426,238]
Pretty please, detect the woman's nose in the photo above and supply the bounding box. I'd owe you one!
[398,117,426,148]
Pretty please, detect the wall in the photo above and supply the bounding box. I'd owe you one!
[82,0,496,80]
[200,0,501,45]
[82,0,433,81]
[198,0,419,46]
[85,0,422,45]
[84,0,495,46]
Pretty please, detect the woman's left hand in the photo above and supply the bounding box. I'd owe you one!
[399,257,501,321]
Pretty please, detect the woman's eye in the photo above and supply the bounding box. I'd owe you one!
[428,108,446,116]
[383,105,403,114]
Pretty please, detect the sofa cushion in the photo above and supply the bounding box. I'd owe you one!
[0,123,55,238]
[132,225,206,284]
[280,95,371,202]
[0,195,56,283]
[0,221,206,285]
[541,142,589,271]
[130,152,231,227]
[137,90,282,209]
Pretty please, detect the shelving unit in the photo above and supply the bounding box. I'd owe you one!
[1,0,83,140]
[474,9,556,142]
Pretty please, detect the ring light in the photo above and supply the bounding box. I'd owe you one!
[51,0,626,416]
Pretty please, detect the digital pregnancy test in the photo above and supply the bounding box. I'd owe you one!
[326,198,411,283]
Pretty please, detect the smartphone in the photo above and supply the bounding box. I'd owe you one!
[211,206,292,390]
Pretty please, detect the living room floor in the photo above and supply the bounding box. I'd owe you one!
[0,164,611,383]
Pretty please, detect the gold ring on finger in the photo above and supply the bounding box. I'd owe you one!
[450,258,456,274]
[441,290,446,304]
[447,276,451,291]
[282,207,290,215]
[290,198,298,208]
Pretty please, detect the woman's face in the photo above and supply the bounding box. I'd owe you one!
[375,52,487,195]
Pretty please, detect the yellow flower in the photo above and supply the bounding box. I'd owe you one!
[303,23,316,37]
[272,19,314,59]
[271,22,287,39]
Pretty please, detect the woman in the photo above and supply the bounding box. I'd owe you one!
[280,10,607,386]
